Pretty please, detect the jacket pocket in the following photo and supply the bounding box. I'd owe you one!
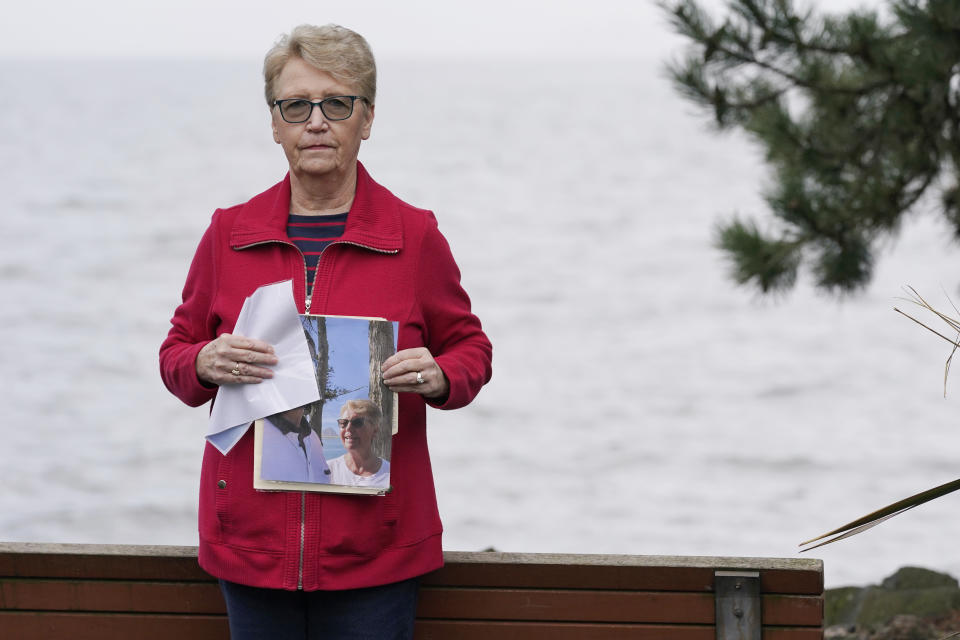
[201,438,286,552]
[318,491,398,557]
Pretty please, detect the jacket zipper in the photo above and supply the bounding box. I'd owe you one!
[298,492,306,590]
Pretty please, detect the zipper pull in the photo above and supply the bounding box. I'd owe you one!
[305,297,311,313]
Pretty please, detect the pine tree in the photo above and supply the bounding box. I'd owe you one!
[661,0,960,293]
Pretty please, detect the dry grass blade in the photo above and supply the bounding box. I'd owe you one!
[893,308,960,349]
[901,286,960,333]
[799,507,919,552]
[799,478,960,551]
[895,286,960,397]
[947,346,958,397]
[803,290,960,550]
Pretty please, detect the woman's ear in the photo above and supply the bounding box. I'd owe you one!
[361,103,375,140]
[271,110,281,144]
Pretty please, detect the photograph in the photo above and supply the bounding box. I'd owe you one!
[254,315,398,495]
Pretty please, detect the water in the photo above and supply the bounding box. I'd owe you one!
[2,56,959,588]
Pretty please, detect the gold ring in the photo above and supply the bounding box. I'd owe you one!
[231,363,241,376]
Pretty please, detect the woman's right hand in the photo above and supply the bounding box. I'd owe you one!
[196,334,278,386]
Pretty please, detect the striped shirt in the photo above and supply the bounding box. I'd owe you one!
[287,212,348,295]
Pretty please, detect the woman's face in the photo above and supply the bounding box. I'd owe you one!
[338,408,375,456]
[270,57,374,181]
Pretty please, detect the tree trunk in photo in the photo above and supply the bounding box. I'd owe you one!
[304,316,329,436]
[368,321,395,460]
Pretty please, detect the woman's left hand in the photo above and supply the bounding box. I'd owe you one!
[381,348,449,400]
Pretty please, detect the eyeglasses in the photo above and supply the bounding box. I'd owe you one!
[337,417,367,429]
[273,96,365,123]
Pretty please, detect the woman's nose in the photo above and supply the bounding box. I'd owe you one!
[305,107,328,130]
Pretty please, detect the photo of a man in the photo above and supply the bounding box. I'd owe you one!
[260,405,331,483]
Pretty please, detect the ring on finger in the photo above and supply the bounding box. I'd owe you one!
[416,371,425,385]
[231,363,241,376]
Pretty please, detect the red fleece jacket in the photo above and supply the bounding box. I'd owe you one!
[159,163,492,590]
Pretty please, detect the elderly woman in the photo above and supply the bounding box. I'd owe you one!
[329,399,390,488]
[158,24,492,640]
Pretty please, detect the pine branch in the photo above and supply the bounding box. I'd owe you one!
[662,0,960,293]
[724,86,790,112]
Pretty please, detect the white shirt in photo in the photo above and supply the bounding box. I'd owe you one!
[328,455,390,488]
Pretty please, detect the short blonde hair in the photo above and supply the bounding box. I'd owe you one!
[263,24,377,107]
[339,399,383,431]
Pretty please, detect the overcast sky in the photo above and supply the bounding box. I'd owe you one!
[3,0,885,60]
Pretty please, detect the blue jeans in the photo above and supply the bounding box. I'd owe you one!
[219,577,420,640]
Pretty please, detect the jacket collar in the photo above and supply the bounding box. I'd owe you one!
[230,161,403,253]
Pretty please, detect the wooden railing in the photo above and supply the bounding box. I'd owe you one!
[0,542,823,639]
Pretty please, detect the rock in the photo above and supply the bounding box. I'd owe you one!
[824,614,947,640]
[882,567,959,591]
[824,623,860,639]
[868,614,934,640]
[825,567,960,629]
[860,587,960,627]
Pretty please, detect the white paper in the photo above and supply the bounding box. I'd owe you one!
[205,280,320,454]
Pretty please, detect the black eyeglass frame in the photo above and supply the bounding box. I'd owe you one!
[337,417,368,429]
[273,96,367,123]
